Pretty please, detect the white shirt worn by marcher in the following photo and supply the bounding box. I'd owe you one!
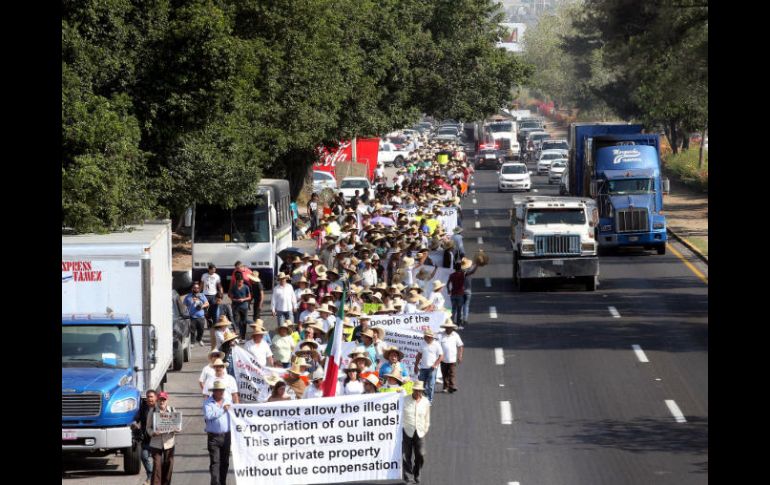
[271,283,297,313]
[202,374,238,396]
[418,340,443,369]
[244,339,273,367]
[201,273,221,296]
[403,395,431,438]
[343,380,365,395]
[298,309,319,324]
[303,383,324,399]
[199,365,216,385]
[361,268,378,288]
[439,331,464,364]
[405,302,419,314]
[429,291,445,309]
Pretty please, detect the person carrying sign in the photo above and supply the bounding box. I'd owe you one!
[204,380,232,485]
[146,391,177,485]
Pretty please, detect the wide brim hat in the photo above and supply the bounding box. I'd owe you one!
[419,300,434,311]
[265,375,283,387]
[453,226,463,233]
[345,362,360,372]
[441,320,458,329]
[288,357,309,375]
[295,347,320,361]
[276,272,289,280]
[342,317,355,328]
[316,273,329,282]
[360,328,375,339]
[211,358,226,367]
[348,346,367,358]
[292,256,302,264]
[247,273,261,282]
[308,322,327,334]
[317,304,333,314]
[223,330,239,343]
[352,353,372,367]
[383,371,405,384]
[249,325,267,335]
[423,328,434,338]
[369,292,383,304]
[211,380,228,391]
[461,257,473,270]
[432,279,446,291]
[383,346,404,360]
[214,317,232,328]
[298,339,319,350]
[208,349,225,360]
[371,327,385,340]
[364,374,380,387]
[412,380,425,391]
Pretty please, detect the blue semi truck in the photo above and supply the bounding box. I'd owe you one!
[62,222,176,474]
[568,123,670,254]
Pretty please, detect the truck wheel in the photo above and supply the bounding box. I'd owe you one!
[513,254,528,291]
[585,276,598,291]
[123,439,142,475]
[173,340,184,371]
[656,244,666,255]
[183,335,191,362]
[394,156,404,168]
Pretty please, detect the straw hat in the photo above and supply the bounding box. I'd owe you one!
[316,273,328,282]
[222,330,239,343]
[364,374,380,388]
[460,257,473,270]
[358,313,371,321]
[412,380,425,391]
[371,327,385,340]
[348,346,367,359]
[208,349,225,360]
[211,358,226,367]
[249,324,267,335]
[311,367,325,381]
[360,328,375,340]
[288,358,309,376]
[441,320,458,329]
[308,321,327,334]
[298,339,319,350]
[453,226,464,234]
[352,353,372,367]
[383,371,405,384]
[247,273,261,282]
[419,300,434,311]
[277,321,293,332]
[383,346,404,360]
[214,317,232,328]
[265,374,283,387]
[370,292,383,304]
[211,380,228,391]
[318,304,333,314]
[423,328,434,338]
[292,256,302,264]
[432,280,446,291]
[306,298,317,306]
[342,317,355,328]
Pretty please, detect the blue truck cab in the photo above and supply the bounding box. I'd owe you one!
[568,123,670,254]
[62,313,156,474]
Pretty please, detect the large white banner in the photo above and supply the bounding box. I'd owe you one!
[230,393,404,485]
[439,207,458,234]
[232,346,287,403]
[369,311,443,333]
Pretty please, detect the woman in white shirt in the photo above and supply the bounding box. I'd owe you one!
[342,363,364,395]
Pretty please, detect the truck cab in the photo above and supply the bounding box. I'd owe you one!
[510,196,599,291]
[62,313,157,474]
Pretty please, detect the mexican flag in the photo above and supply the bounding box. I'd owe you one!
[322,286,345,397]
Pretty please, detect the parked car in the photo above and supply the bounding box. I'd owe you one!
[339,177,374,201]
[171,289,192,371]
[498,162,532,192]
[378,141,411,167]
[313,170,337,193]
[537,150,566,174]
[548,159,568,184]
[474,148,504,170]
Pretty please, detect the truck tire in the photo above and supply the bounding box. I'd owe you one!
[585,276,598,291]
[656,244,666,255]
[183,335,191,362]
[173,339,184,371]
[123,439,142,475]
[513,254,528,291]
[393,156,404,168]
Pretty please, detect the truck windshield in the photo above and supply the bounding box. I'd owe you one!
[195,199,270,243]
[527,209,586,225]
[489,123,513,132]
[607,178,654,195]
[62,325,130,368]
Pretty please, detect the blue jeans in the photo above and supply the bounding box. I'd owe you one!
[141,443,153,479]
[418,367,437,402]
[462,292,472,323]
[276,311,292,327]
[450,295,464,326]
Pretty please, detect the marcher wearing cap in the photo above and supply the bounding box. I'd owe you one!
[413,328,443,402]
[146,391,177,485]
[439,319,464,393]
[402,380,430,484]
[244,321,274,367]
[271,321,296,368]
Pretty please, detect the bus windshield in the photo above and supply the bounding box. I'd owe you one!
[62,325,131,368]
[195,200,271,243]
[607,178,653,195]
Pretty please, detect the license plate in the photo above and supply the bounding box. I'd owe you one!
[629,236,639,242]
[553,260,564,266]
[62,430,77,440]
[485,154,496,159]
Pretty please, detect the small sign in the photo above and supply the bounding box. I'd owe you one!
[62,430,77,440]
[153,411,183,434]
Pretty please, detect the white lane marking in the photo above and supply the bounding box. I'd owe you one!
[500,401,513,424]
[508,483,521,485]
[489,306,498,319]
[608,306,621,318]
[471,189,476,194]
[475,220,481,229]
[472,198,478,204]
[495,348,505,365]
[665,400,687,423]
[477,236,484,244]
[474,209,479,215]
[485,277,491,287]
[533,189,538,193]
[632,344,649,363]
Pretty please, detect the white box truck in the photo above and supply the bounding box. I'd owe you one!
[62,221,176,473]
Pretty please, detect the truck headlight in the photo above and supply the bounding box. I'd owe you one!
[653,222,665,229]
[110,398,138,414]
[521,243,535,253]
[581,242,595,251]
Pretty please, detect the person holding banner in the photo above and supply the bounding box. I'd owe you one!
[244,322,274,367]
[363,373,380,393]
[414,329,443,402]
[146,392,177,485]
[403,381,430,484]
[267,378,293,402]
[283,358,309,398]
[204,380,232,485]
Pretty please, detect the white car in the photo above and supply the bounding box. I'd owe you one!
[339,177,374,201]
[537,150,567,174]
[312,170,337,193]
[548,159,568,184]
[498,163,532,192]
[378,141,411,167]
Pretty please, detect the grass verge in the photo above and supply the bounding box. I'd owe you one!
[663,149,708,193]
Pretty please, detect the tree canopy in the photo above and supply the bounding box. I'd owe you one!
[62,0,531,232]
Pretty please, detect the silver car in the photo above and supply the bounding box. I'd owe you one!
[312,170,337,193]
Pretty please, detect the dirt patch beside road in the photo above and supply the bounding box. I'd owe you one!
[172,233,192,272]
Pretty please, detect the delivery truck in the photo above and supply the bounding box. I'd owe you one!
[62,221,176,474]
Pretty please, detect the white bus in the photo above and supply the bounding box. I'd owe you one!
[191,179,292,290]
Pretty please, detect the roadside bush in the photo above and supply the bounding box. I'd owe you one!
[663,149,708,193]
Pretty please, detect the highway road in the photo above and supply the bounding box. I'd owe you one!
[62,156,708,485]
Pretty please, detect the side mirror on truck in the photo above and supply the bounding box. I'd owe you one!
[662,178,670,195]
[590,181,598,198]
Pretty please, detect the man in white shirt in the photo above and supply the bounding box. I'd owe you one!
[298,298,320,324]
[202,358,240,403]
[428,280,446,310]
[402,380,430,484]
[438,321,463,393]
[413,328,443,402]
[244,323,274,367]
[361,259,378,288]
[271,273,297,327]
[200,264,223,327]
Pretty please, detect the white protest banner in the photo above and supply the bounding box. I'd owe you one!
[232,346,286,403]
[380,327,425,375]
[152,411,182,434]
[439,207,458,234]
[368,311,443,334]
[230,392,403,485]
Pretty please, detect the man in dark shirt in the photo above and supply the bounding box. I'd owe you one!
[228,274,251,341]
[132,389,157,485]
[446,262,465,328]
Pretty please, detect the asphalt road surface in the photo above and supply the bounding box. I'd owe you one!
[62,159,708,485]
